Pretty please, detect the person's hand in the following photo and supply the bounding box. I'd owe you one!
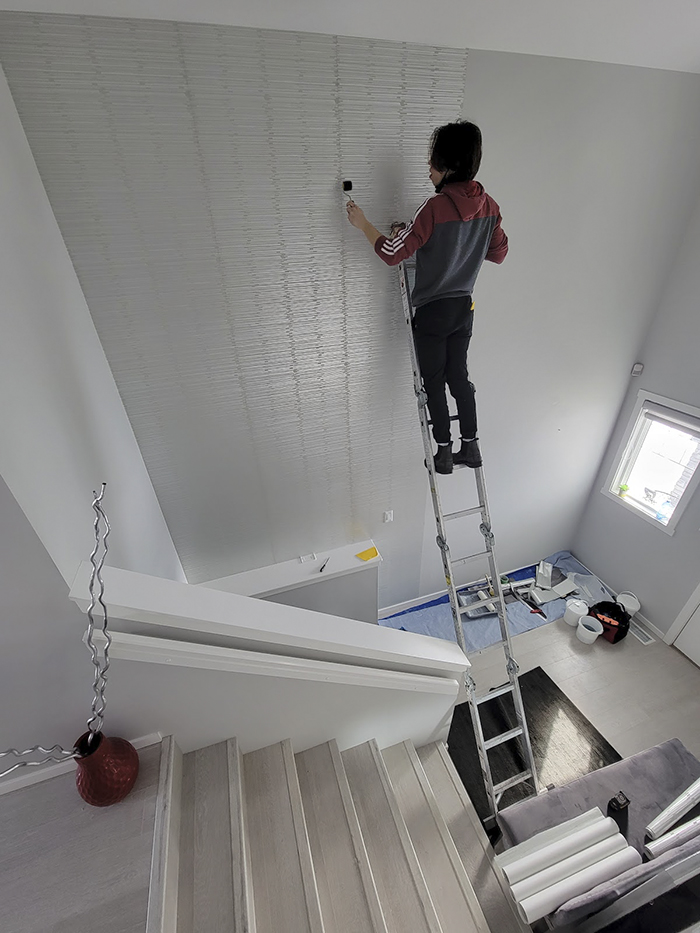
[346,200,367,230]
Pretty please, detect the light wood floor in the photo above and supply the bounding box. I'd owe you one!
[465,618,700,761]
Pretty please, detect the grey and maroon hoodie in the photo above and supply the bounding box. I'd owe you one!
[373,180,508,309]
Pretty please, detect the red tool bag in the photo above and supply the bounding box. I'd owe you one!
[589,601,631,644]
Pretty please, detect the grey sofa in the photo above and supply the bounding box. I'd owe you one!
[497,738,700,928]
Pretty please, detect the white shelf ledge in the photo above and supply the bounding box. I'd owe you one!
[198,540,382,598]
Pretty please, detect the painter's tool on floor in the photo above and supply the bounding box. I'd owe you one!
[394,254,538,826]
[510,582,546,617]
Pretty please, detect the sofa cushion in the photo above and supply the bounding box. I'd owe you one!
[551,835,700,927]
[497,738,700,856]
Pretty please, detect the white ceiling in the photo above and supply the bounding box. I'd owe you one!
[0,0,699,74]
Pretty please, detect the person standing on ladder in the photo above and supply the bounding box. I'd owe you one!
[346,120,508,474]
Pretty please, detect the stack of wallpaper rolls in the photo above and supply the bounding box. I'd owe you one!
[644,774,700,858]
[495,808,642,924]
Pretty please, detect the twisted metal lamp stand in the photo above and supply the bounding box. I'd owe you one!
[0,485,138,804]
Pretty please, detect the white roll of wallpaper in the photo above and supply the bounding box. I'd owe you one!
[646,776,700,840]
[496,808,605,870]
[644,815,700,859]
[516,846,642,924]
[502,817,619,886]
[510,832,627,902]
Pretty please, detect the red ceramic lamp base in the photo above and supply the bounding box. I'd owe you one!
[74,731,139,807]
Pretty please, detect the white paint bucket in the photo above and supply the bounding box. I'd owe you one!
[564,598,589,627]
[577,616,604,644]
[617,591,641,615]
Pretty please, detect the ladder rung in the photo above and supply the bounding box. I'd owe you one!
[494,770,533,796]
[452,549,489,565]
[483,727,523,751]
[444,506,483,521]
[476,683,514,704]
[458,593,502,614]
[427,414,460,426]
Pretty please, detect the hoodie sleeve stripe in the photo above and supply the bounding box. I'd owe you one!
[374,197,435,266]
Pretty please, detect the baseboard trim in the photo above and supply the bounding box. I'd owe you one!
[379,589,447,619]
[384,554,670,647]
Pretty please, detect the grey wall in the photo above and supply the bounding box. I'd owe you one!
[263,565,379,623]
[573,186,700,635]
[417,50,700,596]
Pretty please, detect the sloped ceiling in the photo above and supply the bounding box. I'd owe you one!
[1,0,700,74]
[0,13,469,601]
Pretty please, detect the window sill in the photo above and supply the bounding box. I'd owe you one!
[601,488,676,536]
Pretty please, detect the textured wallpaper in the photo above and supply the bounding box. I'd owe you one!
[0,13,467,604]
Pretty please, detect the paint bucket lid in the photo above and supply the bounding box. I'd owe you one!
[563,598,588,626]
[616,591,640,615]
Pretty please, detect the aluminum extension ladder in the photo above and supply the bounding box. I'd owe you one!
[396,258,538,824]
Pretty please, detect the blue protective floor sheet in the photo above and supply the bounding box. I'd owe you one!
[379,550,613,653]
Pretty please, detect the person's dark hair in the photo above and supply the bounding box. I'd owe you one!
[429,120,482,191]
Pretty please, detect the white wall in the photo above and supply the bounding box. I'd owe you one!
[0,64,185,587]
[573,185,700,635]
[90,632,459,754]
[418,51,700,597]
[0,472,463,775]
[0,475,119,758]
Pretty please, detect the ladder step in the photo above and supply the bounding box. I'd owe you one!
[483,727,523,751]
[493,770,533,796]
[427,414,460,426]
[458,593,502,614]
[452,549,489,566]
[444,506,483,521]
[475,683,515,705]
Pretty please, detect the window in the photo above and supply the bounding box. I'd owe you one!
[605,393,700,534]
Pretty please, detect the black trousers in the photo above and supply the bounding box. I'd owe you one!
[412,296,477,445]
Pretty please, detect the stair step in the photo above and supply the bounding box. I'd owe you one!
[296,741,387,933]
[341,740,442,933]
[382,741,490,933]
[177,739,252,933]
[417,742,530,933]
[483,727,523,751]
[244,740,324,933]
[147,736,183,933]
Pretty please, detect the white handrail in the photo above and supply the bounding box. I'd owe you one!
[70,562,469,680]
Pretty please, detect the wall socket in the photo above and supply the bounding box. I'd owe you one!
[383,510,393,523]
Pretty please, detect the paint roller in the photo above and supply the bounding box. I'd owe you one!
[342,179,353,201]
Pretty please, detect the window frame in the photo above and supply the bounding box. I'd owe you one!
[601,391,700,536]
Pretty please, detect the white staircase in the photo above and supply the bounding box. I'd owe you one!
[172,735,530,933]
